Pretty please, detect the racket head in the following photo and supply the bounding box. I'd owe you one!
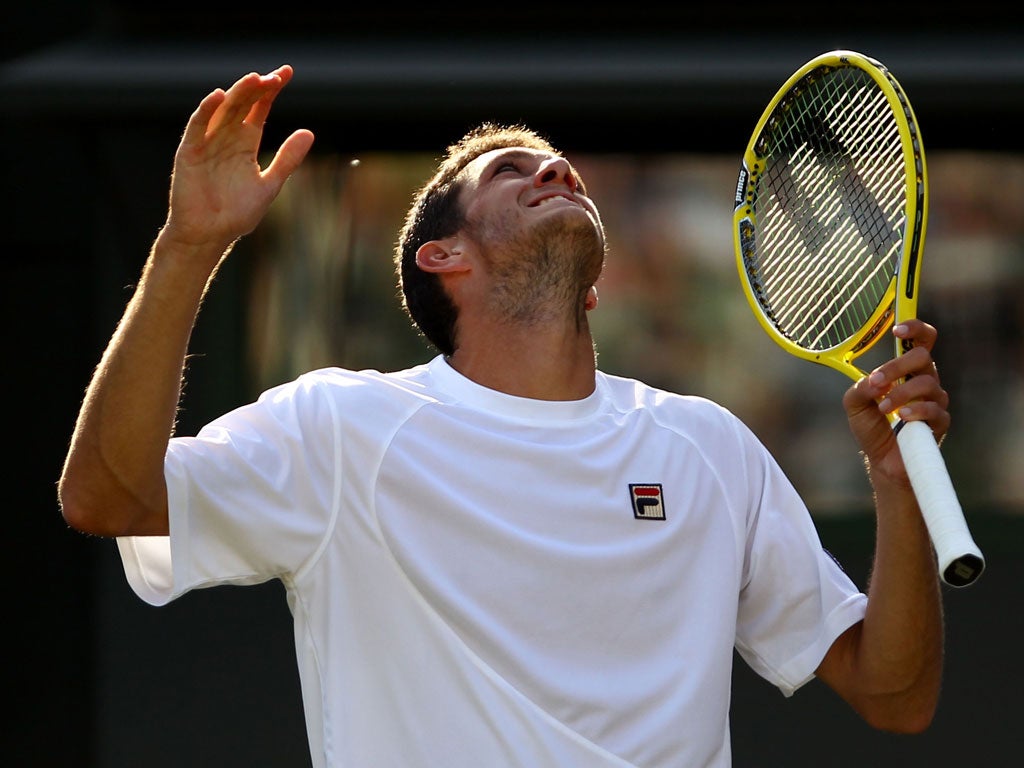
[732,50,925,382]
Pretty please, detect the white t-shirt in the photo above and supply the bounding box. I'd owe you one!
[118,355,867,768]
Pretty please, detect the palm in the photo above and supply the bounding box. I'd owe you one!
[169,125,274,245]
[162,66,313,254]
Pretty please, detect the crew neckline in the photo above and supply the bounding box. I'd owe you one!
[427,355,606,423]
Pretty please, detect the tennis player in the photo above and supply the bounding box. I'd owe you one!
[59,65,946,767]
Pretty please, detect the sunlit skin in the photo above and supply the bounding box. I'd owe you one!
[58,65,945,736]
[415,147,606,400]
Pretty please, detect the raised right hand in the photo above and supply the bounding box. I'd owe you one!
[162,64,315,265]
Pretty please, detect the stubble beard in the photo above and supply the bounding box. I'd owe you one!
[481,212,606,329]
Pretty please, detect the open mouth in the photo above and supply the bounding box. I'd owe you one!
[530,194,576,208]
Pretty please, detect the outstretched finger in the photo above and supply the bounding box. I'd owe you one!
[894,318,937,352]
[244,65,295,128]
[894,321,942,385]
[207,71,279,135]
[180,88,227,147]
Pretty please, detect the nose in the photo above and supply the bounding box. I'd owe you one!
[534,157,577,192]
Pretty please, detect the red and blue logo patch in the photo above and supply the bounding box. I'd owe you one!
[629,483,666,521]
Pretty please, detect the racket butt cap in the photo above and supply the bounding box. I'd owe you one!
[942,553,985,588]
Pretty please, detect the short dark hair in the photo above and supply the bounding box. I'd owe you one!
[394,123,558,355]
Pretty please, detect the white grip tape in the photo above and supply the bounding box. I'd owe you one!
[896,420,984,586]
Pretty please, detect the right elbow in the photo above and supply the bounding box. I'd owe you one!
[58,455,170,537]
[58,470,139,538]
[58,476,113,536]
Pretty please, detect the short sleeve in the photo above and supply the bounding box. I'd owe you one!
[117,374,339,606]
[733,430,867,696]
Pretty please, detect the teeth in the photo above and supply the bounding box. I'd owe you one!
[536,196,566,206]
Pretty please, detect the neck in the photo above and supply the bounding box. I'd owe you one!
[445,320,597,401]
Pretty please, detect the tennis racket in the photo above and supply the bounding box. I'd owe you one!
[732,50,984,587]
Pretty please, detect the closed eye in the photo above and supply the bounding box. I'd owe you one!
[493,162,522,176]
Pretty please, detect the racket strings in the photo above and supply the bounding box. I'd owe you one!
[749,65,909,351]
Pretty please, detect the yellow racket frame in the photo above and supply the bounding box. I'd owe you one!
[732,50,927,389]
[732,51,983,587]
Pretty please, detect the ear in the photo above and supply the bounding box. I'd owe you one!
[416,240,472,274]
[585,285,599,311]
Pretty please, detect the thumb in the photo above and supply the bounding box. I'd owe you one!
[263,128,315,188]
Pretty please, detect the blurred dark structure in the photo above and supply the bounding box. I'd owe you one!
[4,3,1022,766]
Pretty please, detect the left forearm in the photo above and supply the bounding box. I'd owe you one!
[855,473,944,730]
[828,319,947,731]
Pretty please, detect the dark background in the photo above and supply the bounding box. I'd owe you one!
[5,3,1022,766]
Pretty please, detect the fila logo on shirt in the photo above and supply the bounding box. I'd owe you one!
[629,483,666,521]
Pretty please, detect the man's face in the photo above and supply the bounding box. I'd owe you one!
[460,145,602,247]
[457,147,606,274]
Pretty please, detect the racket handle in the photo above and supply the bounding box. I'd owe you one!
[896,420,985,587]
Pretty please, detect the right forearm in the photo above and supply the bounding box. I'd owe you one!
[60,65,312,537]
[59,230,232,536]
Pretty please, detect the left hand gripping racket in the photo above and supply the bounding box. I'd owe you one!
[732,50,984,587]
